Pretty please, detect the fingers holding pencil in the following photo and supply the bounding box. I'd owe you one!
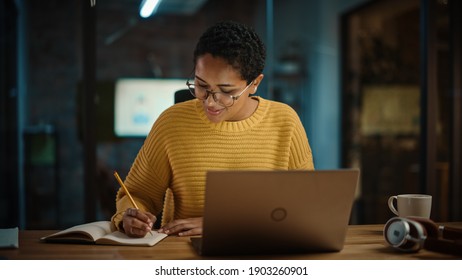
[123,208,156,237]
[114,171,156,237]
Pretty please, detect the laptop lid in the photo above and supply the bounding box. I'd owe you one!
[193,169,360,256]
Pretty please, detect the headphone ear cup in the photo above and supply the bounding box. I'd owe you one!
[406,217,439,238]
[384,217,427,252]
[385,217,462,256]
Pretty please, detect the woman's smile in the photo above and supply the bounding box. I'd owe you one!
[206,106,224,116]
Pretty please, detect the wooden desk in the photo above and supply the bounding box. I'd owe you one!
[1,224,461,260]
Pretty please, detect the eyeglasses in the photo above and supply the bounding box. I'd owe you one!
[186,77,254,107]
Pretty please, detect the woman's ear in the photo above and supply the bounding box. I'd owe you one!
[251,74,264,94]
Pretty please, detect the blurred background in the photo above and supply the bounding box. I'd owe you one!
[1,0,461,230]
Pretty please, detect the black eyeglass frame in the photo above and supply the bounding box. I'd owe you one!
[185,77,254,108]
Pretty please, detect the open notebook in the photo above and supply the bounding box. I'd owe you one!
[41,221,167,247]
[191,169,360,255]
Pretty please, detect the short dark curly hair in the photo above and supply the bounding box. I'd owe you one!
[193,21,266,84]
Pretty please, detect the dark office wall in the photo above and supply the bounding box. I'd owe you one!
[0,0,19,228]
[25,0,83,228]
[271,0,367,169]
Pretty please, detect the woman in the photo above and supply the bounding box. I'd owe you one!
[111,21,314,237]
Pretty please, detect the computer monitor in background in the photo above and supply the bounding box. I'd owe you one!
[114,78,186,137]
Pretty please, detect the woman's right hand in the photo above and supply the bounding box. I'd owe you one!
[122,208,156,237]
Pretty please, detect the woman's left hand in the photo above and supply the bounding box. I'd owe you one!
[158,217,203,236]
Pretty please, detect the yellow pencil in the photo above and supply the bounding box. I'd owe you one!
[114,171,139,209]
[113,171,153,236]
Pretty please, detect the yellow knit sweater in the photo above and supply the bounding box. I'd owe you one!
[112,96,314,229]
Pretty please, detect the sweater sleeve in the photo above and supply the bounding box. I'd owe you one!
[288,112,315,170]
[111,113,172,231]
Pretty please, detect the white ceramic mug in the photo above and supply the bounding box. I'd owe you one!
[388,194,432,218]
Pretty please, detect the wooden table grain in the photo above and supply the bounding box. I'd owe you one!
[1,223,461,260]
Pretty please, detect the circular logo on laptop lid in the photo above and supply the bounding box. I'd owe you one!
[271,207,287,222]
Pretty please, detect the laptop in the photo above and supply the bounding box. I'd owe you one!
[191,169,360,256]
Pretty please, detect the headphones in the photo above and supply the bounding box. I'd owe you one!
[384,216,462,256]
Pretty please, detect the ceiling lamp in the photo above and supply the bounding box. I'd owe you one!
[139,0,162,18]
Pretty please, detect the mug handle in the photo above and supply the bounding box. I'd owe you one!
[388,196,399,216]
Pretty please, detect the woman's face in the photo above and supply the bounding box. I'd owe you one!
[194,53,262,123]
